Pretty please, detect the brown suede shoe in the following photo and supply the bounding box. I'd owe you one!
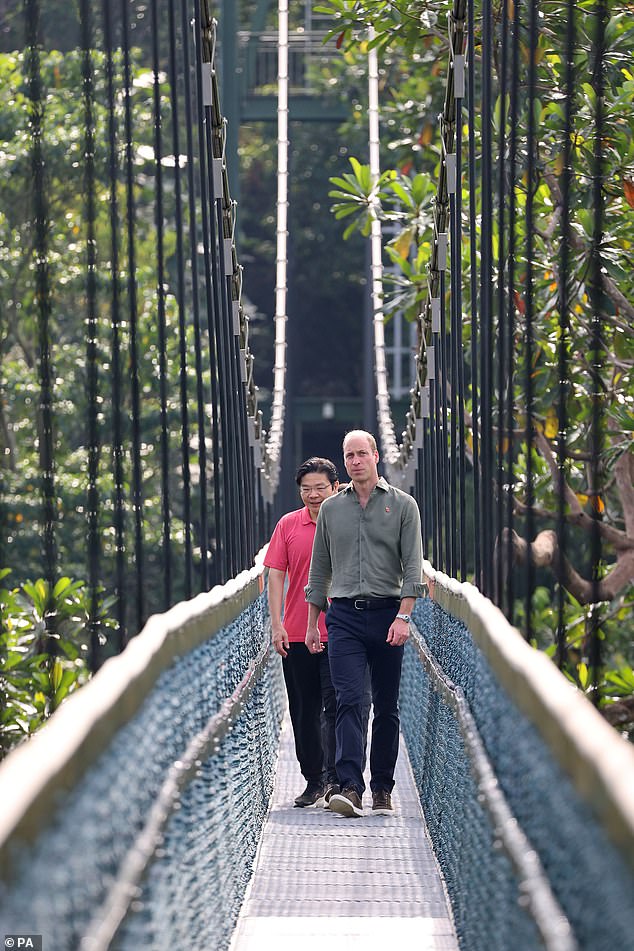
[329,787,364,818]
[323,782,341,809]
[294,782,325,808]
[371,789,394,815]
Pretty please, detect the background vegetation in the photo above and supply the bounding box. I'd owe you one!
[313,0,634,733]
[0,0,632,753]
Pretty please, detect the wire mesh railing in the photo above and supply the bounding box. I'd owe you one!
[0,554,285,950]
[402,563,634,951]
[1,552,632,949]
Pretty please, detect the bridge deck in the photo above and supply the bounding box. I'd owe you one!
[230,713,459,950]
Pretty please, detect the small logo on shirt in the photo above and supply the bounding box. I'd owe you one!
[385,506,390,512]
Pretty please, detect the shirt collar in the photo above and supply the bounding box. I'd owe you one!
[301,505,316,525]
[342,476,389,494]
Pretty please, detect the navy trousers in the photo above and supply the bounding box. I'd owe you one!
[282,642,337,784]
[326,599,404,795]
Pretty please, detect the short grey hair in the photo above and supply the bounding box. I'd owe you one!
[342,430,377,453]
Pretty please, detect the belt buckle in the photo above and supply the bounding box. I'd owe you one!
[354,598,367,610]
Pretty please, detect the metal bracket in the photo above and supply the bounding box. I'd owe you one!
[453,54,465,100]
[436,232,448,270]
[448,13,466,99]
[430,288,441,333]
[420,385,430,419]
[201,62,213,107]
[212,157,223,197]
[223,238,234,274]
[426,346,436,380]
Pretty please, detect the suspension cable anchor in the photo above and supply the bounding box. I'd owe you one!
[448,14,466,99]
[439,117,457,194]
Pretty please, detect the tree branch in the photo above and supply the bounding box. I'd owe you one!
[602,696,634,728]
[615,450,634,538]
[534,428,633,551]
[501,528,634,604]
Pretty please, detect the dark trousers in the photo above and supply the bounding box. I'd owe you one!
[326,599,404,795]
[282,642,337,784]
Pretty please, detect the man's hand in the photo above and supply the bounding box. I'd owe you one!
[305,624,324,654]
[272,624,290,657]
[387,616,410,647]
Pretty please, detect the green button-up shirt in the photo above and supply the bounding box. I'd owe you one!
[304,477,425,611]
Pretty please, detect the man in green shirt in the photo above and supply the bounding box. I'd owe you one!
[305,430,424,817]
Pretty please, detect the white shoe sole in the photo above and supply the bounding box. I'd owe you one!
[329,793,364,818]
[372,807,394,816]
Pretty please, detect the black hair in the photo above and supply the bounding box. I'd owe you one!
[295,456,338,486]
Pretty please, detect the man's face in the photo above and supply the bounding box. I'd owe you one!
[299,472,337,518]
[343,434,379,482]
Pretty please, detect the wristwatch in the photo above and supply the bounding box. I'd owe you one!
[396,613,411,623]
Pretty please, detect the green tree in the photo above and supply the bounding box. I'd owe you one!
[315,0,634,731]
[0,45,217,627]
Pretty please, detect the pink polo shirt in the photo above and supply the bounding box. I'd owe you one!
[264,506,328,643]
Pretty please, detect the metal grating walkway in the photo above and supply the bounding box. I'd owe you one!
[230,712,459,950]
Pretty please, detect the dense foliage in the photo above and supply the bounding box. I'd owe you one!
[0,570,115,757]
[314,0,634,732]
[0,44,217,594]
[1,0,632,752]
[0,43,212,755]
[0,5,370,755]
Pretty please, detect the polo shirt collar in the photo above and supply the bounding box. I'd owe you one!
[342,476,389,494]
[301,506,314,524]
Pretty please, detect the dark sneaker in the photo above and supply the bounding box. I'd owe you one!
[323,782,341,808]
[372,789,394,815]
[294,782,325,808]
[329,787,364,818]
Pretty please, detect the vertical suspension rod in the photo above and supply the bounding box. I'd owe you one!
[368,32,399,471]
[261,0,289,501]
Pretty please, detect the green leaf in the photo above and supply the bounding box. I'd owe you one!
[54,668,78,705]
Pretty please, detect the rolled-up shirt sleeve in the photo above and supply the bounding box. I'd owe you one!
[304,506,332,610]
[399,497,425,600]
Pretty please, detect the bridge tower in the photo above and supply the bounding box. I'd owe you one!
[217,2,370,513]
[217,2,413,512]
[218,0,348,202]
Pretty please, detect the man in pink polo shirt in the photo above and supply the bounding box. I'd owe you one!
[265,457,340,807]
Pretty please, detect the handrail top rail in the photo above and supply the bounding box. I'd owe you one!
[423,560,634,870]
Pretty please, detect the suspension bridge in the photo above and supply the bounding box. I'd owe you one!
[0,1,633,950]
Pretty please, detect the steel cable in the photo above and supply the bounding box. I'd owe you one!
[167,0,193,600]
[524,0,539,640]
[180,0,211,592]
[555,0,576,665]
[121,0,145,631]
[151,0,173,609]
[102,0,127,646]
[588,0,607,700]
[79,0,100,669]
[25,0,57,654]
